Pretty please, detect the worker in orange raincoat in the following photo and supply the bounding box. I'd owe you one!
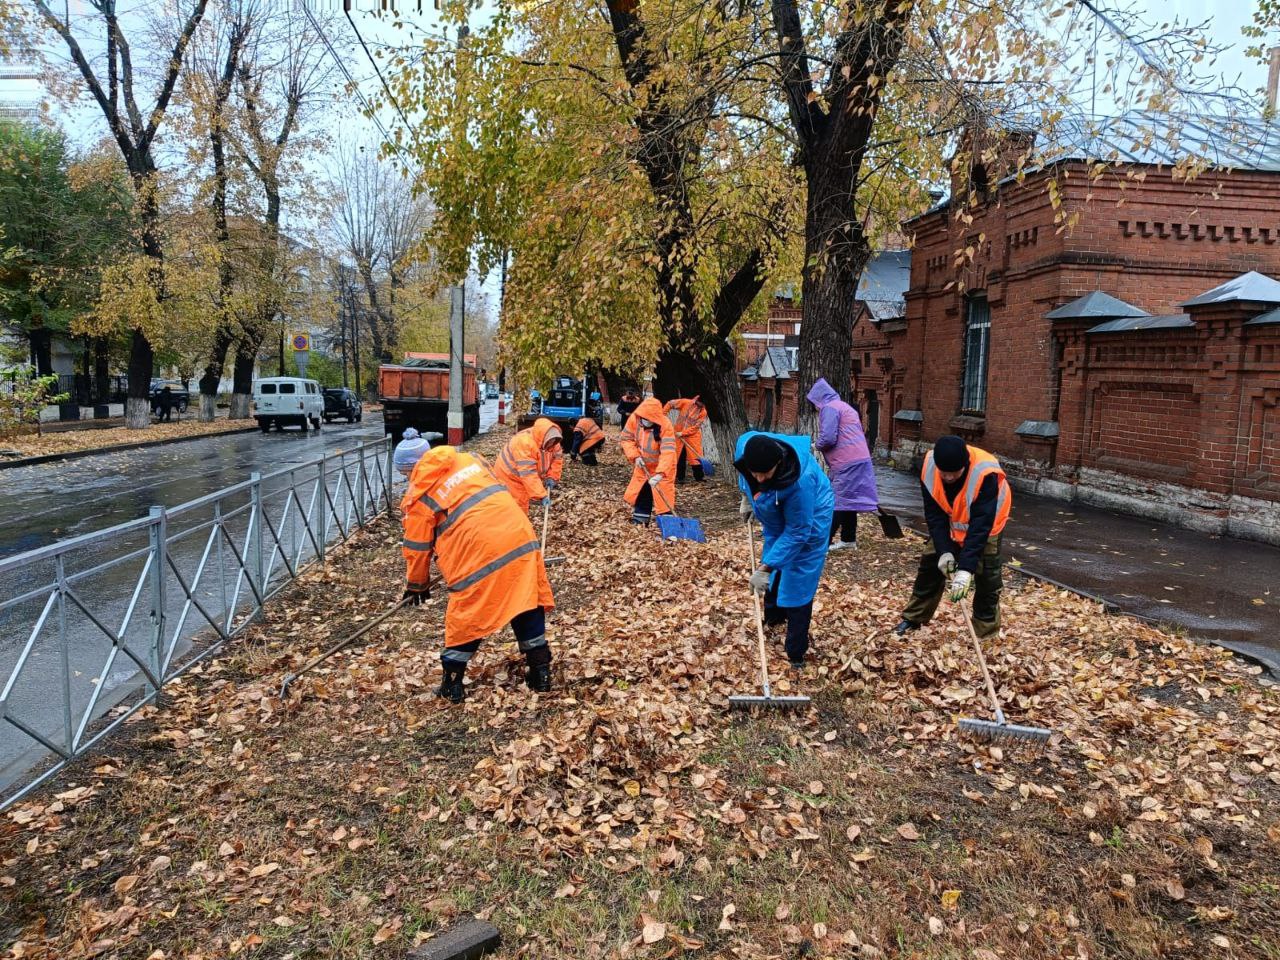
[568,416,606,467]
[492,417,564,512]
[399,444,555,702]
[664,396,708,484]
[619,396,678,524]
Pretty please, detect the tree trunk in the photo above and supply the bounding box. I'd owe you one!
[93,338,110,403]
[199,326,233,421]
[125,329,153,428]
[653,341,746,470]
[793,166,871,433]
[230,342,257,419]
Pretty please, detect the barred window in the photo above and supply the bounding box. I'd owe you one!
[960,295,991,413]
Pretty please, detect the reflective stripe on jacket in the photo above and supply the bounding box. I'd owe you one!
[920,444,1011,545]
[619,397,678,514]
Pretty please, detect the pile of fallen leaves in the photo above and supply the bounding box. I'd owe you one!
[3,424,1278,960]
[0,419,253,461]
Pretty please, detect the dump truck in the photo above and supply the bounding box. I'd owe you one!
[517,374,603,433]
[379,357,479,444]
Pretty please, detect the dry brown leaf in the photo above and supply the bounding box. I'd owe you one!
[554,883,576,899]
[249,862,279,879]
[774,903,791,921]
[929,917,945,936]
[719,903,735,931]
[808,780,825,795]
[897,822,920,841]
[113,875,139,896]
[1193,836,1214,859]
[641,916,666,944]
[782,925,803,944]
[1165,878,1186,901]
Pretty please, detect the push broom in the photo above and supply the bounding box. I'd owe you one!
[954,593,1052,744]
[729,520,810,711]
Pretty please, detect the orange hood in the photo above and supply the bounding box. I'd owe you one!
[531,417,563,449]
[632,397,667,425]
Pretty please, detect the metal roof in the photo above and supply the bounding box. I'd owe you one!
[761,346,794,379]
[740,364,759,380]
[1045,291,1149,321]
[1246,307,1280,326]
[1086,314,1195,334]
[857,251,910,312]
[1047,113,1280,172]
[1181,271,1280,307]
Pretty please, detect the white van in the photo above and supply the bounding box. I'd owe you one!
[253,377,325,432]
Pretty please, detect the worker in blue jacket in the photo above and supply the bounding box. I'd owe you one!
[734,432,835,668]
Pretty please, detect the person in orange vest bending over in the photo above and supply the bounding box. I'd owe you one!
[568,416,606,466]
[895,435,1012,639]
[619,396,678,524]
[493,417,564,512]
[400,445,555,702]
[664,395,708,484]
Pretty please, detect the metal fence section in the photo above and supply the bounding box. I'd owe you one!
[0,438,394,809]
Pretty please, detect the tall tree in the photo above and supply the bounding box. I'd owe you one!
[227,5,335,418]
[394,2,800,458]
[33,0,210,427]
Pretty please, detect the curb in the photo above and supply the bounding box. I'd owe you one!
[0,425,261,471]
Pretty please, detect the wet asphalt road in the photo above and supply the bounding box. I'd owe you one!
[875,466,1280,672]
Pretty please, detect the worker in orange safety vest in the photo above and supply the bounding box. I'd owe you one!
[399,444,555,702]
[492,417,564,512]
[619,396,678,524]
[568,416,606,467]
[664,396,708,484]
[894,435,1012,639]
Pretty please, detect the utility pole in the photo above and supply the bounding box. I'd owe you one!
[448,282,465,445]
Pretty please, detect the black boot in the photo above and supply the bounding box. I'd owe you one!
[525,663,552,693]
[437,665,466,703]
[893,619,919,636]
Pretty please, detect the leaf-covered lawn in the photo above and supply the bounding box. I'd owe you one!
[3,426,1278,959]
[0,419,252,461]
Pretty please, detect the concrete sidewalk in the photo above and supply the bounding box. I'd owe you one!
[875,465,1280,674]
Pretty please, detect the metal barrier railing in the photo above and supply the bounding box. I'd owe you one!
[0,438,394,809]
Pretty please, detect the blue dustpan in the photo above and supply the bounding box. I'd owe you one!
[696,457,715,477]
[655,514,706,543]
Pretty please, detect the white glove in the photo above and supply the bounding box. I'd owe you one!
[648,473,663,487]
[749,567,771,595]
[738,496,754,521]
[937,552,957,576]
[949,570,973,602]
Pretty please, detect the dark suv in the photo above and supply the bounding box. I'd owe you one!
[149,379,190,414]
[323,387,362,424]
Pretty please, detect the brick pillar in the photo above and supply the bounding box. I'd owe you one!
[1192,303,1250,497]
[1052,323,1090,481]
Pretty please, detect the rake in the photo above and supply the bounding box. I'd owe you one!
[729,520,810,711]
[638,461,705,543]
[540,497,565,566]
[279,587,430,700]
[954,594,1052,745]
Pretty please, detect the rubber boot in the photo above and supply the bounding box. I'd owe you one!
[893,619,919,636]
[437,664,466,703]
[525,663,552,693]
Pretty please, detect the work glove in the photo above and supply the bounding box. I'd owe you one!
[738,495,754,521]
[546,478,558,491]
[937,552,957,576]
[402,586,429,606]
[535,496,551,509]
[749,566,771,596]
[948,570,973,602]
[648,473,663,487]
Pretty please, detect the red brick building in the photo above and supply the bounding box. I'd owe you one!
[890,117,1280,544]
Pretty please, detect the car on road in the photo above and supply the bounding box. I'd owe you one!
[149,379,190,414]
[485,383,499,400]
[322,387,363,424]
[253,377,325,432]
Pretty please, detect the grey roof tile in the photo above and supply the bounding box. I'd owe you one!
[1181,271,1280,307]
[1046,291,1149,321]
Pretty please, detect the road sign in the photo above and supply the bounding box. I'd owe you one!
[291,332,311,352]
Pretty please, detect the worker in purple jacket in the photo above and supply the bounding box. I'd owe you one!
[806,378,879,550]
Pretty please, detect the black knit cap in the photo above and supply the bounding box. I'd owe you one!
[740,434,788,472]
[933,435,969,472]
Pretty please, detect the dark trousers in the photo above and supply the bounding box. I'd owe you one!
[830,510,858,544]
[676,448,704,484]
[763,571,814,663]
[580,447,599,466]
[441,607,551,671]
[901,535,1003,639]
[632,483,653,522]
[157,404,172,422]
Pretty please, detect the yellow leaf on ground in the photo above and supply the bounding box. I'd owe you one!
[941,889,961,910]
